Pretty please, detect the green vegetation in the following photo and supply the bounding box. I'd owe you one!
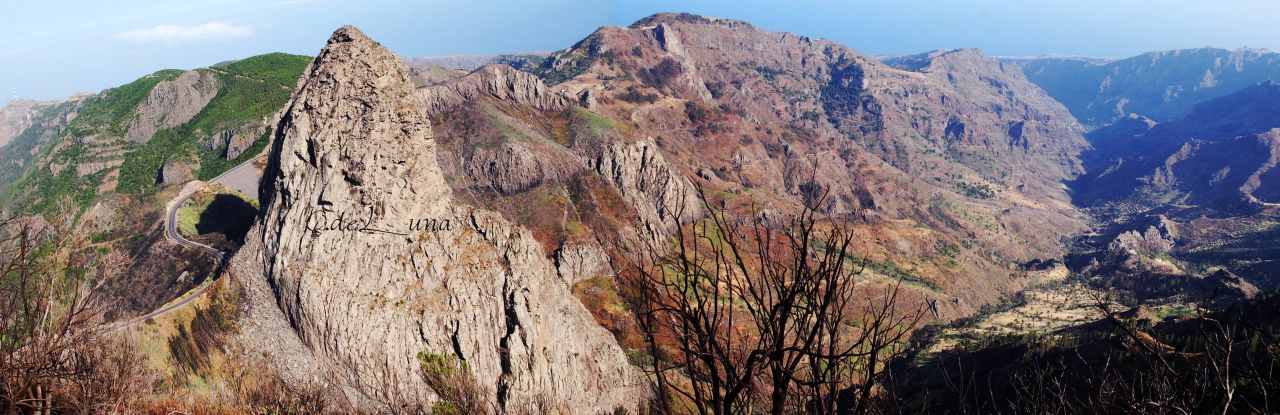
[625,348,655,367]
[936,240,961,259]
[957,181,995,199]
[482,104,536,144]
[66,70,184,138]
[865,258,942,291]
[416,351,482,415]
[216,52,311,86]
[2,53,308,216]
[493,53,548,71]
[195,129,271,179]
[1151,303,1195,319]
[752,65,787,83]
[574,275,629,316]
[116,129,186,195]
[116,53,309,194]
[4,69,182,214]
[563,106,626,147]
[615,89,659,104]
[6,139,115,216]
[187,57,308,137]
[934,240,961,268]
[572,106,616,132]
[177,187,260,237]
[417,351,467,379]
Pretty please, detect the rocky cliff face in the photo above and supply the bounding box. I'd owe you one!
[125,70,220,143]
[590,138,699,243]
[417,64,572,115]
[228,26,641,412]
[158,159,197,185]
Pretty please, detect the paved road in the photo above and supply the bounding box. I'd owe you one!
[215,157,263,200]
[116,154,265,329]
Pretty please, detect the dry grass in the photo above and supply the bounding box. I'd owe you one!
[925,267,1105,354]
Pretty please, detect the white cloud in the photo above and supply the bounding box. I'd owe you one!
[114,22,254,44]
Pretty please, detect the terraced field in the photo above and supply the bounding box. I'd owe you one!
[921,266,1111,353]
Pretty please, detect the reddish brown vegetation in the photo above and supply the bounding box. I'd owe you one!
[625,188,924,414]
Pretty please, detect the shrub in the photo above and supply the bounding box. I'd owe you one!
[417,352,489,415]
[638,58,682,89]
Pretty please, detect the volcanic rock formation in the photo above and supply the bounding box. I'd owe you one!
[228,26,642,412]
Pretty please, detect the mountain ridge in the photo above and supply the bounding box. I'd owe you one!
[8,11,1280,412]
[1008,46,1280,126]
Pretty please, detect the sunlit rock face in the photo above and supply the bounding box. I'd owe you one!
[229,25,643,413]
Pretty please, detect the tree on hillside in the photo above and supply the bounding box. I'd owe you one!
[625,187,923,415]
[0,202,153,413]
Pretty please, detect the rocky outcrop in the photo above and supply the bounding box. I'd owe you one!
[125,70,219,143]
[464,139,582,195]
[205,126,265,160]
[553,242,613,286]
[590,139,699,243]
[229,26,641,412]
[417,64,572,116]
[647,23,716,104]
[1201,268,1259,300]
[157,159,196,185]
[1108,215,1179,257]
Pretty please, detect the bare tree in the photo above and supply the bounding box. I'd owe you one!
[625,187,923,415]
[913,289,1280,414]
[0,203,140,413]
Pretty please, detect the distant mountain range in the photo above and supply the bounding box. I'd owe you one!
[1006,47,1280,127]
[1071,80,1280,213]
[403,52,549,71]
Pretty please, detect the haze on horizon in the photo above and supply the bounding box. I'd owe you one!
[2,0,1278,106]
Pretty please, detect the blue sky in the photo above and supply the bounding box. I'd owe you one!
[2,0,1279,106]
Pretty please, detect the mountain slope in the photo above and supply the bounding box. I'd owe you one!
[1,53,310,216]
[1009,47,1280,126]
[0,98,57,149]
[0,98,85,194]
[1071,81,1280,213]
[513,13,1089,309]
[1061,81,1280,293]
[0,53,311,323]
[209,14,1103,409]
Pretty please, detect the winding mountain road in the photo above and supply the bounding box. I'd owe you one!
[116,155,265,329]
